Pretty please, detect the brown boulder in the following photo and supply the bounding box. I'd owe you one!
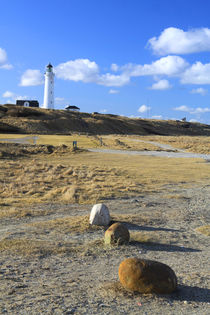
[104,223,130,245]
[118,258,177,294]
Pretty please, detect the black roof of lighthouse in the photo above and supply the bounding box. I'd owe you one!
[47,63,53,68]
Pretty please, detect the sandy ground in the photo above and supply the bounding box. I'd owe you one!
[89,148,210,160]
[0,183,209,314]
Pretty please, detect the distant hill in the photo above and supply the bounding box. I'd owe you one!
[1,104,210,136]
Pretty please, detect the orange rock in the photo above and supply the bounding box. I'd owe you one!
[104,222,130,245]
[119,258,177,294]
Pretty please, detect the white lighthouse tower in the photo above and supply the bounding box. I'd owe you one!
[43,63,55,109]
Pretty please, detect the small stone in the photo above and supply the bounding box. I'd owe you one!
[104,223,130,245]
[119,258,177,294]
[89,203,110,226]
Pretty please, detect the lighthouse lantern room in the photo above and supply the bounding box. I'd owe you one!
[43,63,55,109]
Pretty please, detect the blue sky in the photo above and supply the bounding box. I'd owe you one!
[1,0,210,124]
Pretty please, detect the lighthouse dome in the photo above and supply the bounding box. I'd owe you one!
[46,63,53,72]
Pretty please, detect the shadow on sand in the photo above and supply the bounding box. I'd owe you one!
[129,241,201,252]
[170,285,210,303]
[103,281,210,304]
[110,220,180,233]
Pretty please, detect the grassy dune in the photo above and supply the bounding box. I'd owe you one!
[1,105,210,136]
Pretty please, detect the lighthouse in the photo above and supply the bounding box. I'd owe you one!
[43,63,55,109]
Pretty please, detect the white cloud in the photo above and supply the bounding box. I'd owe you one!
[55,97,65,101]
[3,91,15,98]
[20,69,44,86]
[55,59,130,87]
[173,105,210,114]
[2,90,28,101]
[191,107,210,114]
[148,27,210,55]
[55,59,99,82]
[189,119,197,122]
[51,55,210,90]
[151,115,163,119]
[173,105,192,112]
[109,89,119,94]
[111,63,119,71]
[181,62,210,84]
[129,115,140,118]
[138,105,151,113]
[0,47,12,69]
[55,97,66,105]
[0,48,7,64]
[54,57,188,88]
[100,109,108,113]
[97,73,130,87]
[0,63,13,70]
[123,55,188,77]
[149,79,172,90]
[190,87,207,96]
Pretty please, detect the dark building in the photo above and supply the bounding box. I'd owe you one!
[65,105,80,111]
[16,100,39,107]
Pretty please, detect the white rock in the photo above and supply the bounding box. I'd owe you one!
[89,203,110,226]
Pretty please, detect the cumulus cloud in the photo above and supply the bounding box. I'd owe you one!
[97,73,130,86]
[148,27,210,55]
[149,79,172,90]
[191,107,210,114]
[55,97,66,105]
[0,47,12,69]
[2,90,28,101]
[129,115,140,118]
[55,59,99,82]
[173,105,192,112]
[180,62,210,84]
[55,59,130,87]
[0,48,7,64]
[55,97,65,101]
[109,89,119,94]
[123,55,188,77]
[151,115,163,119]
[111,63,119,71]
[173,105,210,114]
[0,63,13,70]
[189,119,197,122]
[52,55,210,89]
[190,87,207,96]
[138,105,151,113]
[107,57,210,87]
[20,69,44,86]
[2,91,15,98]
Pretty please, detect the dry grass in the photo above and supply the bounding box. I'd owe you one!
[99,135,166,151]
[1,148,210,207]
[0,237,104,256]
[111,214,155,226]
[195,225,210,236]
[0,207,49,219]
[133,135,210,154]
[1,134,210,153]
[130,231,156,243]
[29,215,103,234]
[35,134,101,148]
[1,135,210,208]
